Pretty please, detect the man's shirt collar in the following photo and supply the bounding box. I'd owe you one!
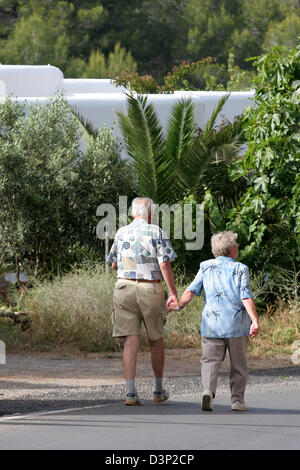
[131,218,147,224]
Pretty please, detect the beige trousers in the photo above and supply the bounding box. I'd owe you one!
[112,279,167,340]
[201,335,250,403]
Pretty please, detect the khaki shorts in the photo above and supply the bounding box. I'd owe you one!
[112,279,167,340]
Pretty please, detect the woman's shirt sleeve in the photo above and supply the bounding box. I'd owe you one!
[239,266,254,299]
[186,264,203,296]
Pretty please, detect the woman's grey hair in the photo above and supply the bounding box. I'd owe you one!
[211,231,238,257]
[131,197,155,219]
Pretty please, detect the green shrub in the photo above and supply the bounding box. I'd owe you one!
[227,44,300,275]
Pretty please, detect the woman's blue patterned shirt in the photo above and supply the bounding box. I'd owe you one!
[187,256,253,338]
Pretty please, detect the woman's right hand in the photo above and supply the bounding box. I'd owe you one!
[250,321,259,338]
[167,301,181,311]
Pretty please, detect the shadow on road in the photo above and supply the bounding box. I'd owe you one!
[1,398,300,420]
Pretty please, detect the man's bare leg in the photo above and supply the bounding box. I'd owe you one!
[123,334,140,380]
[123,335,141,405]
[147,336,169,402]
[148,337,165,379]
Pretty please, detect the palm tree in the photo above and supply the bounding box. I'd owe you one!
[193,113,246,227]
[116,92,244,206]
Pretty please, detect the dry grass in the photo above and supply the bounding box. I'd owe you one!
[1,264,118,352]
[0,263,299,357]
[248,300,300,356]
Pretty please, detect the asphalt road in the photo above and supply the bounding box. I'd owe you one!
[0,378,299,451]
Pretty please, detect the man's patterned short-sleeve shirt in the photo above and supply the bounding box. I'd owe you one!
[106,218,177,280]
[187,256,254,338]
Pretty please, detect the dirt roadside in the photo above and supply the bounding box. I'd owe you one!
[0,349,294,387]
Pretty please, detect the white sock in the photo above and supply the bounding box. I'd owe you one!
[126,379,137,395]
[155,377,163,393]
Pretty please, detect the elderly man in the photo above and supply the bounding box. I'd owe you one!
[168,231,259,412]
[106,197,178,406]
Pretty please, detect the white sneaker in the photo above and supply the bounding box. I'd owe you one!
[232,401,249,411]
[201,390,213,411]
[152,389,169,403]
[125,393,142,406]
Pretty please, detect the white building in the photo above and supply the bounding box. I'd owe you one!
[0,64,255,145]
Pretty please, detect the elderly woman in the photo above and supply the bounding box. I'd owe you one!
[168,231,259,412]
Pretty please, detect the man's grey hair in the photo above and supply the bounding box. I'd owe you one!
[131,197,155,219]
[211,231,238,257]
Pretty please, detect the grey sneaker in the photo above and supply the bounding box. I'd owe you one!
[232,401,248,411]
[125,393,142,406]
[201,390,213,411]
[152,389,169,403]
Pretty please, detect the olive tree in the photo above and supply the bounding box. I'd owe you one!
[0,95,136,276]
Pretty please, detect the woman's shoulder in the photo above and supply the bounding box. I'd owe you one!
[200,258,217,267]
[234,261,250,273]
[200,259,219,271]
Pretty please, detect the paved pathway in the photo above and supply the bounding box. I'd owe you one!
[0,381,299,451]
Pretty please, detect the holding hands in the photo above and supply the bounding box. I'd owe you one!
[166,294,181,312]
[166,290,194,312]
[167,301,181,311]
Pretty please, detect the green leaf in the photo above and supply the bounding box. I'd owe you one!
[292,80,300,89]
[253,175,269,193]
[292,88,300,105]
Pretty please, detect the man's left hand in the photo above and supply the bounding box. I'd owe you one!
[168,302,181,311]
[166,294,179,311]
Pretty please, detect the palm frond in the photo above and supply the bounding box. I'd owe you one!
[191,101,244,200]
[161,98,197,202]
[166,98,195,164]
[116,93,244,209]
[201,93,230,142]
[203,114,244,160]
[172,94,234,199]
[70,106,99,145]
[116,94,165,201]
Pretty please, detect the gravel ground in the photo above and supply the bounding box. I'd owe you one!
[0,351,299,417]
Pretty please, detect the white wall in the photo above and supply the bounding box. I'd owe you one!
[0,65,255,147]
[63,78,127,94]
[0,65,63,97]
